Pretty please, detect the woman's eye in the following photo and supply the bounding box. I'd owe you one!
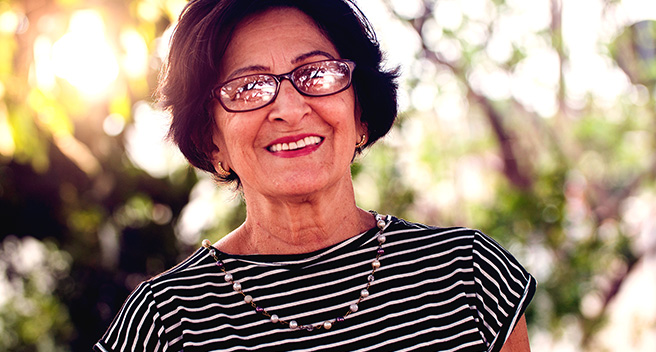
[296,68,326,89]
[238,80,260,93]
[229,77,271,101]
[306,68,324,80]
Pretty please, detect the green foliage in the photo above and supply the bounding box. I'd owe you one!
[380,1,656,349]
[611,20,656,86]
[0,237,73,352]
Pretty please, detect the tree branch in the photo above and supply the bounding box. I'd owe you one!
[386,0,533,189]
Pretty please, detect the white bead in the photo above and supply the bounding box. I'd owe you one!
[377,235,386,244]
[372,260,381,269]
[289,320,298,329]
[368,275,375,282]
[244,295,252,303]
[271,314,279,323]
[233,282,241,291]
[224,273,233,282]
[377,219,386,229]
[202,239,212,248]
[360,289,369,298]
[350,304,359,313]
[323,321,333,330]
[209,249,216,257]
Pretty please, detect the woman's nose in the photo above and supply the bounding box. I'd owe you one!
[266,80,311,124]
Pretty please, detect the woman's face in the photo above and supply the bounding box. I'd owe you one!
[212,7,364,200]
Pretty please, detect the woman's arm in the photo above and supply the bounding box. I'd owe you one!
[500,315,531,352]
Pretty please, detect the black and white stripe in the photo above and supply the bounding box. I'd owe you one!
[95,217,536,352]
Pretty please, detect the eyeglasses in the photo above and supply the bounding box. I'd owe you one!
[211,59,356,112]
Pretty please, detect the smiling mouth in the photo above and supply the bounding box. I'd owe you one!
[267,136,323,152]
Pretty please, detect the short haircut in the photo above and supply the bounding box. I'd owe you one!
[158,0,399,183]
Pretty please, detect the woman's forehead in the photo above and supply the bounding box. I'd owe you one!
[219,7,339,78]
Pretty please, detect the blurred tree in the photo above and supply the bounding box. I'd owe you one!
[369,0,656,350]
[1,0,198,350]
[0,0,655,351]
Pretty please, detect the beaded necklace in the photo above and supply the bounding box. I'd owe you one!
[201,212,391,331]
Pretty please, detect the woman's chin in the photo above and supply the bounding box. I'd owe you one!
[245,172,349,201]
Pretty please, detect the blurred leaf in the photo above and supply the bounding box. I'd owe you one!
[611,20,656,86]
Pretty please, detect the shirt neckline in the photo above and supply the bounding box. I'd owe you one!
[205,218,397,269]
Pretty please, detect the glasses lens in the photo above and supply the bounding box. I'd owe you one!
[292,60,351,96]
[219,75,277,111]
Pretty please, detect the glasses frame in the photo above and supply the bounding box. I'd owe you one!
[211,59,356,113]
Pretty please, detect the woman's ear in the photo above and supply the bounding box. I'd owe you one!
[354,97,367,135]
[211,145,232,177]
[210,143,221,166]
[358,121,368,137]
[210,121,232,176]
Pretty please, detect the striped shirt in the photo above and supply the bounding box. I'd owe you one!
[95,217,536,351]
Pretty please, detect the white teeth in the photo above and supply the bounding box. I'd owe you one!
[269,136,322,152]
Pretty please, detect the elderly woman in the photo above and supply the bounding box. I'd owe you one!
[95,0,536,351]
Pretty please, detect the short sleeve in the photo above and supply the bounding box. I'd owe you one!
[470,231,537,352]
[94,281,167,352]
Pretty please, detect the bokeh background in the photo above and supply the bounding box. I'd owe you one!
[1,0,655,351]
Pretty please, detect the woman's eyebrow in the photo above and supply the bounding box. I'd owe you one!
[225,51,335,80]
[225,65,269,80]
[292,50,335,64]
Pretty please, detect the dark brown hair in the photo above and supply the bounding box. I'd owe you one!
[158,0,399,184]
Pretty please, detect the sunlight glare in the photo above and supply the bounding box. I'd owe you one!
[120,29,148,79]
[620,0,656,22]
[33,36,56,91]
[468,64,512,101]
[355,0,420,76]
[563,0,631,106]
[51,10,118,99]
[137,0,161,22]
[389,0,423,19]
[411,83,438,112]
[103,113,126,136]
[0,10,19,34]
[511,48,560,117]
[125,101,186,178]
[176,177,241,246]
[434,0,463,31]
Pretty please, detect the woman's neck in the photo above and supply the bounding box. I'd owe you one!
[215,177,375,255]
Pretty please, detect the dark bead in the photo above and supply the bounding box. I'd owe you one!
[377,249,385,255]
[215,261,224,268]
[255,306,264,313]
[336,316,345,322]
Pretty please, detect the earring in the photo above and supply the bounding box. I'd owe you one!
[355,134,367,149]
[216,161,231,177]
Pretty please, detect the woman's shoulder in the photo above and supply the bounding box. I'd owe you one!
[387,216,506,246]
[381,216,481,267]
[384,216,527,269]
[386,216,477,242]
[144,246,217,291]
